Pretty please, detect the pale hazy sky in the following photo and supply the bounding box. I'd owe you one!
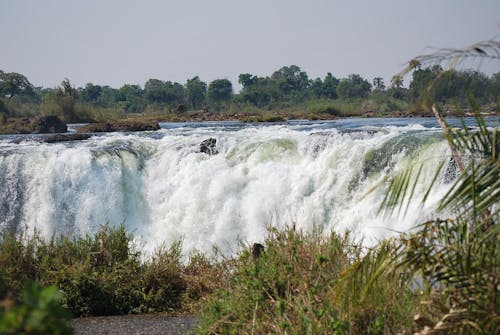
[1,0,499,90]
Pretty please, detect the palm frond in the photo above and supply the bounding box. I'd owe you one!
[378,160,446,218]
[439,157,499,222]
[398,39,500,78]
[374,38,500,334]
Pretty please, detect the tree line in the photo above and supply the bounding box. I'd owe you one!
[1,65,499,122]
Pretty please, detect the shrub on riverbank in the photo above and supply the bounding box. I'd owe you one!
[0,225,222,317]
[196,226,418,334]
[0,224,419,332]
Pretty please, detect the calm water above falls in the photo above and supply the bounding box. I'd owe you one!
[1,117,496,255]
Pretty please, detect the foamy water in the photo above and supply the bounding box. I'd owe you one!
[0,118,457,255]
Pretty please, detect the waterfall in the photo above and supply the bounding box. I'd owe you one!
[0,120,452,255]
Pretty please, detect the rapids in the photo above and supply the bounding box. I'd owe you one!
[0,118,467,255]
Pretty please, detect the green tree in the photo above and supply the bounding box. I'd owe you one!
[388,75,406,99]
[164,81,186,108]
[0,100,8,119]
[461,70,490,102]
[310,73,339,99]
[42,78,81,122]
[390,75,403,89]
[238,73,257,88]
[336,74,372,99]
[80,83,102,103]
[271,65,310,100]
[372,77,385,91]
[0,71,34,100]
[489,72,500,100]
[409,65,442,103]
[207,79,233,107]
[238,76,279,108]
[57,79,77,122]
[117,84,144,113]
[352,39,500,335]
[144,79,167,104]
[185,76,207,110]
[322,72,339,99]
[95,86,118,108]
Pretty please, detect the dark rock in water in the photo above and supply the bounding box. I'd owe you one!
[200,138,218,155]
[78,120,160,133]
[42,133,92,143]
[35,115,68,133]
[252,243,264,260]
[444,156,458,183]
[338,129,378,136]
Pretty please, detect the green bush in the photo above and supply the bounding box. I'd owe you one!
[0,224,222,317]
[0,230,42,301]
[197,226,416,334]
[139,242,186,312]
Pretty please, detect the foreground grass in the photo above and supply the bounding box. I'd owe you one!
[196,227,417,335]
[0,225,224,317]
[0,225,420,334]
[1,222,496,334]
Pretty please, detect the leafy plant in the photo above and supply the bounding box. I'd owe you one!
[374,40,500,334]
[0,282,73,335]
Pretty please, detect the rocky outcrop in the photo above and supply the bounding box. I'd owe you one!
[200,138,218,155]
[41,133,92,143]
[78,120,160,133]
[35,115,68,133]
[0,115,68,134]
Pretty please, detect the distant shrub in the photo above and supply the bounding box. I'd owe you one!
[241,113,285,122]
[305,99,342,116]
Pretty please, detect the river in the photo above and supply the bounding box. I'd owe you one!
[1,117,495,256]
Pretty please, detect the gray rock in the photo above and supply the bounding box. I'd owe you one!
[42,133,92,143]
[200,138,218,155]
[35,115,68,133]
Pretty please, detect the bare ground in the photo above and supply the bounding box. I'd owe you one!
[70,314,198,335]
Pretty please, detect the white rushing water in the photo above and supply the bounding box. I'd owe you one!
[0,119,456,256]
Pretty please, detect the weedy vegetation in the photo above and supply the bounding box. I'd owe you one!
[0,225,224,317]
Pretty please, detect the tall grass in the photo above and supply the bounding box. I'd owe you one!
[0,225,223,317]
[197,226,418,334]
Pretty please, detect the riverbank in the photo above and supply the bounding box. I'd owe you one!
[0,116,161,135]
[1,102,497,135]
